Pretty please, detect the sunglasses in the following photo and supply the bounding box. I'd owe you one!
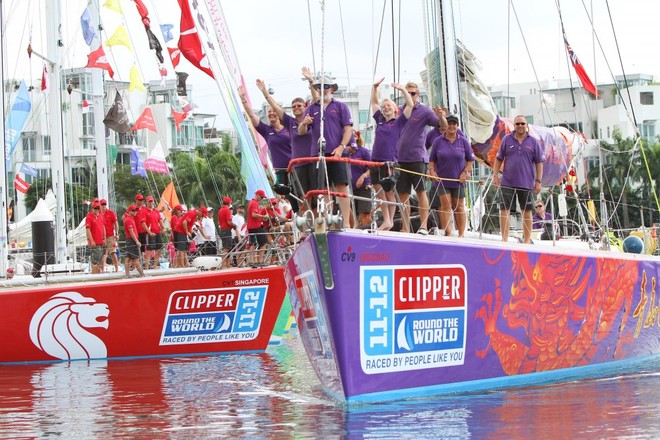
[535,205,543,208]
[292,103,304,108]
[409,91,418,96]
[515,122,527,126]
[314,84,333,90]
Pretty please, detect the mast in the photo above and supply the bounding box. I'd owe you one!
[90,1,108,201]
[436,0,460,117]
[45,0,67,263]
[0,0,9,273]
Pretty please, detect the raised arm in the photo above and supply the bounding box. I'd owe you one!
[302,66,319,103]
[434,105,448,130]
[371,77,384,114]
[392,82,414,119]
[238,85,260,127]
[256,79,285,121]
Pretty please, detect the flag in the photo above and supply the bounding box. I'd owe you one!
[177,0,214,78]
[103,0,123,14]
[179,96,192,113]
[176,72,188,96]
[160,24,174,43]
[128,66,146,92]
[20,163,38,177]
[105,25,133,51]
[14,175,30,194]
[80,7,98,46]
[146,28,164,64]
[171,107,187,131]
[157,181,180,223]
[144,141,169,174]
[86,45,114,78]
[82,100,91,113]
[4,81,32,167]
[103,91,130,133]
[564,32,600,98]
[130,147,147,178]
[168,47,181,68]
[41,65,49,93]
[132,107,158,132]
[133,0,151,27]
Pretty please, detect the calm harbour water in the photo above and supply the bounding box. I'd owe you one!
[1,333,659,439]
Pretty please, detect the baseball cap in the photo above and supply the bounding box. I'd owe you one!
[207,207,214,211]
[270,198,278,205]
[100,199,107,205]
[223,196,232,205]
[146,196,155,202]
[92,202,100,209]
[200,207,208,215]
[6,268,14,273]
[173,205,183,211]
[135,194,144,201]
[446,114,459,124]
[128,204,138,212]
[255,189,266,198]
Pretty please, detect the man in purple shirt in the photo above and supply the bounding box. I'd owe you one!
[493,115,545,244]
[347,132,372,227]
[239,85,291,186]
[299,75,353,228]
[396,82,447,234]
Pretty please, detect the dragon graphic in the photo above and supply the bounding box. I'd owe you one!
[475,251,639,375]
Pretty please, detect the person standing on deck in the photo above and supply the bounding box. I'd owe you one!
[428,115,476,237]
[298,74,354,228]
[99,199,119,272]
[143,196,165,269]
[123,205,144,277]
[238,85,291,186]
[85,201,106,274]
[256,68,320,207]
[493,115,545,244]
[396,82,447,235]
[133,194,148,253]
[370,80,414,230]
[247,190,270,265]
[170,205,187,268]
[200,207,217,256]
[218,197,236,267]
[347,131,373,228]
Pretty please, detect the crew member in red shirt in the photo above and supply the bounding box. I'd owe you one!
[123,204,144,277]
[217,196,237,268]
[247,190,269,264]
[85,201,106,274]
[134,194,148,252]
[99,199,119,272]
[171,205,187,268]
[143,196,165,269]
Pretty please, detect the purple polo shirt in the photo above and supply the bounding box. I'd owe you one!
[282,113,313,166]
[372,111,407,162]
[533,212,552,229]
[496,133,545,190]
[256,121,292,169]
[348,146,372,189]
[429,135,476,189]
[396,103,440,163]
[425,128,441,151]
[304,99,353,155]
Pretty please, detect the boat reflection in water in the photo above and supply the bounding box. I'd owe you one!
[1,335,659,438]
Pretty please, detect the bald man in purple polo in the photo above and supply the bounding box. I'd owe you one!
[396,82,447,234]
[493,115,545,244]
[299,74,353,228]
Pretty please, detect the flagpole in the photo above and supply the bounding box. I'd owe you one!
[90,0,109,203]
[0,0,10,274]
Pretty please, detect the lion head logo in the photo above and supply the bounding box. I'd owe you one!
[29,291,110,360]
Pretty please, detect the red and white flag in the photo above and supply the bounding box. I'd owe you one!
[41,65,49,93]
[86,45,115,78]
[82,100,91,114]
[168,47,181,68]
[564,32,599,98]
[177,0,214,78]
[131,107,158,132]
[14,175,30,194]
[171,107,187,132]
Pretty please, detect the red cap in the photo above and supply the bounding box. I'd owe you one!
[146,196,155,202]
[92,202,100,209]
[200,207,208,215]
[127,204,138,212]
[223,196,232,205]
[100,199,108,205]
[270,198,278,205]
[173,205,183,211]
[255,189,266,198]
[92,198,99,203]
[7,268,14,273]
[135,194,144,201]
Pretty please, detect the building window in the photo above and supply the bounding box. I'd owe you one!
[359,110,368,125]
[82,112,95,136]
[639,121,656,143]
[607,126,610,138]
[42,135,51,156]
[82,139,95,150]
[38,168,51,180]
[526,116,534,125]
[118,131,134,146]
[22,132,36,161]
[640,92,654,105]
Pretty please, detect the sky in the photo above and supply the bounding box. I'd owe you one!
[4,0,660,129]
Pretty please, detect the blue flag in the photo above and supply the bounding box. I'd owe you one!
[80,7,98,46]
[130,147,147,178]
[160,24,174,43]
[19,162,38,177]
[5,81,32,168]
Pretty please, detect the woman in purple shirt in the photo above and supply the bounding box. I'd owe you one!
[429,115,475,237]
[369,79,414,230]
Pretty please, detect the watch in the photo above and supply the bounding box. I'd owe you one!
[535,179,542,183]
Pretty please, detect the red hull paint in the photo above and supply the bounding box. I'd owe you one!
[0,267,286,363]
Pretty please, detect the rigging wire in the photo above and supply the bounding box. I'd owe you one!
[337,0,351,93]
[306,0,317,74]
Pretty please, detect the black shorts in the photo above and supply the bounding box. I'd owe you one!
[293,163,318,196]
[435,184,466,199]
[397,162,427,194]
[275,169,289,186]
[90,245,105,265]
[138,232,148,252]
[146,233,162,251]
[173,232,188,251]
[125,240,141,259]
[499,187,534,213]
[219,229,232,250]
[319,155,349,187]
[353,185,373,214]
[248,227,268,247]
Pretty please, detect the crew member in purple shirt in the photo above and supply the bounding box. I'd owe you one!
[428,115,476,237]
[256,68,320,209]
[299,75,353,228]
[370,79,414,230]
[239,85,291,186]
[347,131,372,227]
[493,115,545,244]
[396,82,447,235]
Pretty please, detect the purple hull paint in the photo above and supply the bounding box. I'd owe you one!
[285,230,660,402]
